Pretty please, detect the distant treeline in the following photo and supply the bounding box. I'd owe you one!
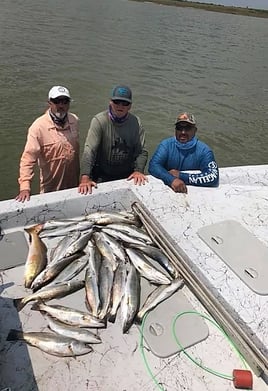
[131,0,268,18]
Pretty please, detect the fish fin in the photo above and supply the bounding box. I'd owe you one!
[6,329,23,341]
[84,299,92,313]
[68,343,78,358]
[13,298,25,312]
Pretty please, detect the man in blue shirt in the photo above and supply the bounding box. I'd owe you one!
[148,112,219,193]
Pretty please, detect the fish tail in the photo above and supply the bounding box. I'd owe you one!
[134,314,142,325]
[31,301,41,311]
[6,329,23,341]
[24,223,43,235]
[108,312,116,324]
[122,323,131,334]
[31,298,46,313]
[98,310,106,321]
[13,298,25,312]
[24,281,31,289]
[31,283,42,293]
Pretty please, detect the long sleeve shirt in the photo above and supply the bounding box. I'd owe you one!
[80,110,148,181]
[18,110,80,193]
[148,136,219,188]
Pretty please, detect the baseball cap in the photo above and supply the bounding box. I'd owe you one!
[111,85,132,103]
[48,86,71,100]
[175,112,196,125]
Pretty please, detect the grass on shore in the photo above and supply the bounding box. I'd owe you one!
[131,0,268,18]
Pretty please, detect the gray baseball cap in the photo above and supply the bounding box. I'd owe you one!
[111,85,132,103]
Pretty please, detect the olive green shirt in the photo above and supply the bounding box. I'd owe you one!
[81,110,148,181]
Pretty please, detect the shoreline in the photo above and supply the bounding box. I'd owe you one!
[130,0,268,18]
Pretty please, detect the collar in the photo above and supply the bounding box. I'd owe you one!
[46,110,73,130]
[108,105,129,124]
[49,109,68,127]
[175,136,198,150]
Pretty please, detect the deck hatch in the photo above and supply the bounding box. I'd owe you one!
[197,220,268,295]
[0,231,28,270]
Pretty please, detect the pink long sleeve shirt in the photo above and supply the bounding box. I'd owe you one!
[18,110,80,193]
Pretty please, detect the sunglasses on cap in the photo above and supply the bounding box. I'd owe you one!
[175,123,195,131]
[50,98,70,104]
[112,100,130,107]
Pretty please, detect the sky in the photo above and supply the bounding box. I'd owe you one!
[195,0,268,10]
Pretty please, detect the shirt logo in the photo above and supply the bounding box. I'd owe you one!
[208,161,218,169]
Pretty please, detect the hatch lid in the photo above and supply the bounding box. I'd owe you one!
[198,219,268,295]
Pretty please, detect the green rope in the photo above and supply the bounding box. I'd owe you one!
[140,311,165,391]
[139,310,248,389]
[172,311,247,380]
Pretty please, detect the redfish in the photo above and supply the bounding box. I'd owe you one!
[24,224,47,289]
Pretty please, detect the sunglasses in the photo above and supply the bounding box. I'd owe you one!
[175,123,194,131]
[51,98,70,104]
[112,100,130,107]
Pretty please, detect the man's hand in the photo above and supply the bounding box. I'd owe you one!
[171,178,187,193]
[127,171,148,186]
[168,169,180,177]
[15,190,31,202]
[78,175,97,195]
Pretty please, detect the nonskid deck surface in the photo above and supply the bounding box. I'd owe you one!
[0,166,268,390]
[2,264,265,391]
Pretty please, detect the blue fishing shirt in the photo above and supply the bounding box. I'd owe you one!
[148,136,219,188]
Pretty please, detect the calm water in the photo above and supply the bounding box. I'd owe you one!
[0,0,267,200]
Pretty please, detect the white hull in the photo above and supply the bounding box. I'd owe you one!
[0,165,267,391]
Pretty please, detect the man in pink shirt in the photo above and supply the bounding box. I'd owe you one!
[15,86,80,202]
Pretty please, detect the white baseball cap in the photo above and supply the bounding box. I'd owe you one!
[48,86,71,100]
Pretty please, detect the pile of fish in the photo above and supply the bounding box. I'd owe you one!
[7,209,184,357]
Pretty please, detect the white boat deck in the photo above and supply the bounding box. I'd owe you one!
[0,165,267,391]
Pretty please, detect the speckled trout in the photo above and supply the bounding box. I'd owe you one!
[85,211,141,226]
[31,252,84,291]
[7,329,93,357]
[47,316,102,344]
[31,300,105,328]
[13,280,85,312]
[98,256,114,320]
[125,248,171,285]
[136,277,185,323]
[121,264,140,334]
[46,253,89,286]
[127,243,178,279]
[108,261,128,323]
[104,223,154,245]
[85,241,101,317]
[92,231,119,271]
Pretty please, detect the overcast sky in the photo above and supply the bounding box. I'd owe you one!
[195,0,268,10]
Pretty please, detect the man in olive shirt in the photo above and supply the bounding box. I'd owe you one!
[78,85,148,194]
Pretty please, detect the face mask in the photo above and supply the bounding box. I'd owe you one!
[54,111,67,120]
[49,109,67,127]
[108,104,129,123]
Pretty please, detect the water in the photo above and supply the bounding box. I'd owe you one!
[0,0,267,200]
